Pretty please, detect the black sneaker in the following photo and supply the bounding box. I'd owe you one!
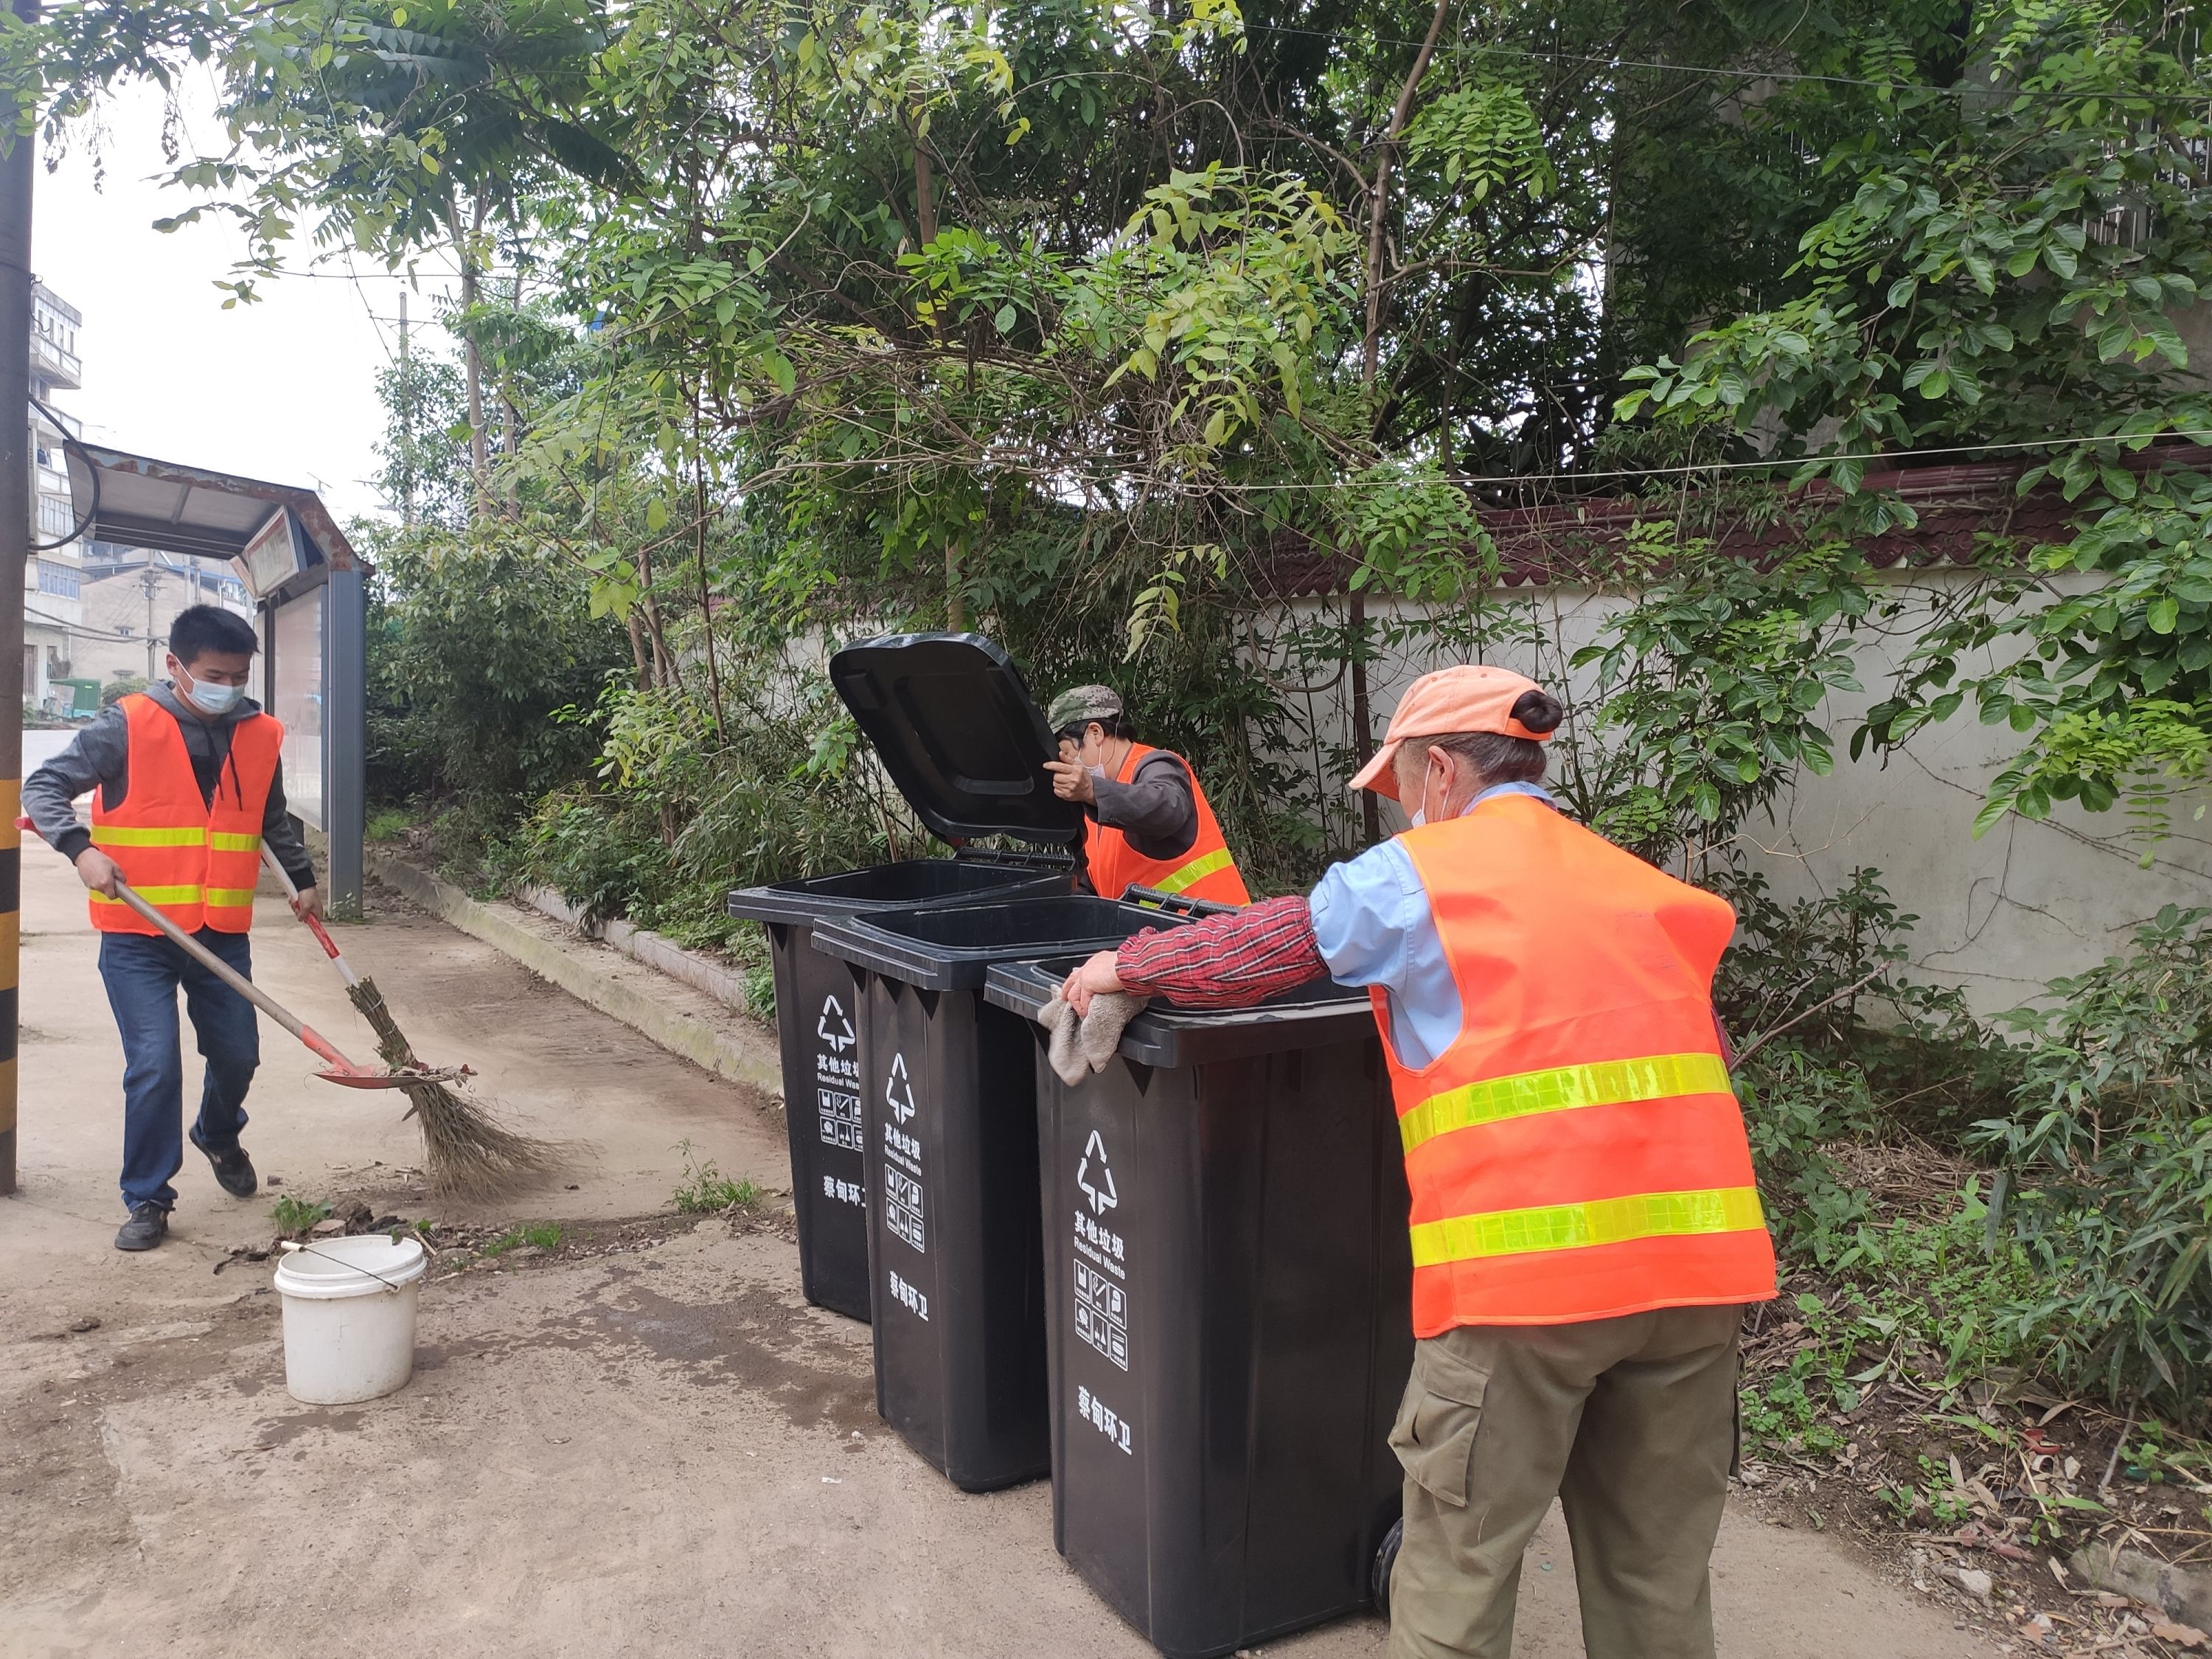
[115,1202,170,1251]
[189,1124,258,1199]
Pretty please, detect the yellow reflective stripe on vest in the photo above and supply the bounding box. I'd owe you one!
[91,885,204,906]
[91,825,206,849]
[204,888,258,908]
[1152,845,1234,896]
[209,832,262,853]
[1399,1051,1733,1155]
[1409,1186,1766,1268]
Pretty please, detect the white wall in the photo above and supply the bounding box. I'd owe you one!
[1252,571,2212,1013]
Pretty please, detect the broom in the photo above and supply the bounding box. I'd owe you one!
[260,848,572,1199]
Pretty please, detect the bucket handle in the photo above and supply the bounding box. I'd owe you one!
[278,1239,420,1293]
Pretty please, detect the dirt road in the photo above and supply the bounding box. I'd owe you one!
[1,849,2000,1658]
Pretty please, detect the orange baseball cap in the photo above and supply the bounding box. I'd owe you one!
[1349,664,1554,801]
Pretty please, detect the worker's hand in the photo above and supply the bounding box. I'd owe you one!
[1061,949,1125,1017]
[291,885,324,923]
[1046,758,1096,805]
[72,847,122,900]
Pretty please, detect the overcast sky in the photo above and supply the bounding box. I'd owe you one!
[32,71,465,525]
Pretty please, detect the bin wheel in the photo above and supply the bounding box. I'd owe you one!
[1371,1517,1404,1615]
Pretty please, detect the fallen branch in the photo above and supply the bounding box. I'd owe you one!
[1733,968,1885,1068]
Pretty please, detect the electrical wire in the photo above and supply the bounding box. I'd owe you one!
[1233,21,2212,111]
[27,394,99,552]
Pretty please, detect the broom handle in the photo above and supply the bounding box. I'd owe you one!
[109,877,363,1073]
[11,815,364,1075]
[260,846,361,988]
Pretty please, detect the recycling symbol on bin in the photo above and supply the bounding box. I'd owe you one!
[1077,1130,1118,1214]
[817,995,855,1054]
[885,1052,917,1125]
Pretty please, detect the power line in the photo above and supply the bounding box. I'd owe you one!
[1236,21,2212,111]
[722,427,2212,495]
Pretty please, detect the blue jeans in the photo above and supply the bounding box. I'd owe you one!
[98,930,261,1212]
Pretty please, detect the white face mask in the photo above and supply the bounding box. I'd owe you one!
[178,669,244,716]
[1407,765,1442,829]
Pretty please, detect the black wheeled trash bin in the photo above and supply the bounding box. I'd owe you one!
[985,958,1414,1658]
[726,855,1071,1321]
[725,631,1082,1324]
[812,891,1219,1492]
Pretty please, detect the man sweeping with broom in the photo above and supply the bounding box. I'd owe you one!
[24,605,316,1252]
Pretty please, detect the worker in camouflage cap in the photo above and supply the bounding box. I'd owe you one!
[1042,684,1250,905]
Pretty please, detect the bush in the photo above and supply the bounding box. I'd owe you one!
[505,666,905,957]
[364,524,630,817]
[1983,906,2212,1409]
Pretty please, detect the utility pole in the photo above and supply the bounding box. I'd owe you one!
[142,569,156,679]
[0,0,37,1196]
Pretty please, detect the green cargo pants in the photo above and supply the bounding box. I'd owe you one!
[1385,1303,1743,1659]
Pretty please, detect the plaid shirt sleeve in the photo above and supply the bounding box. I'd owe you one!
[1113,894,1329,1009]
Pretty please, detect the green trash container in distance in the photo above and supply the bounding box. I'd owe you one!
[811,888,1222,1492]
[986,956,1413,1659]
[726,632,1081,1323]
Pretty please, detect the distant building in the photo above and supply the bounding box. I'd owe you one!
[23,281,84,712]
[71,542,253,686]
[18,284,251,714]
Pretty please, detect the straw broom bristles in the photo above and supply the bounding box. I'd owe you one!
[347,976,573,1198]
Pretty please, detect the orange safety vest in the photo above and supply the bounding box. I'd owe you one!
[1381,793,1775,1335]
[1084,742,1251,906]
[88,694,285,936]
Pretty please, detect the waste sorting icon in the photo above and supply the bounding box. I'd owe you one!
[886,1051,917,1124]
[817,995,856,1054]
[1077,1130,1118,1214]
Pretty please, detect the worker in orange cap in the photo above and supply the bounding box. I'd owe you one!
[1060,664,1775,1659]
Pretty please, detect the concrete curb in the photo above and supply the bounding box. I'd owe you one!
[518,885,755,1011]
[365,851,783,1099]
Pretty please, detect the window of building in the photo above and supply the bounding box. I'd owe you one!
[38,495,74,538]
[35,559,81,598]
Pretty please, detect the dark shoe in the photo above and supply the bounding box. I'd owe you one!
[189,1124,258,1198]
[115,1202,170,1251]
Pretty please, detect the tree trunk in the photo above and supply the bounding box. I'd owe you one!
[503,264,523,459]
[695,457,725,734]
[636,543,680,689]
[909,114,938,248]
[1350,593,1378,842]
[1349,0,1450,845]
[462,194,489,515]
[1361,0,1452,397]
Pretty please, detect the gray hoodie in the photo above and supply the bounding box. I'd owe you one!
[23,683,317,891]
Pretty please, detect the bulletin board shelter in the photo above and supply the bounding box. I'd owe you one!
[64,444,368,913]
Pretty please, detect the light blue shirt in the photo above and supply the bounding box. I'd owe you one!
[1307,782,1557,1068]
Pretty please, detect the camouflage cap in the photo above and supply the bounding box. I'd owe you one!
[1046,684,1123,733]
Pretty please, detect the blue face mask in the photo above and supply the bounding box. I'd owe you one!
[179,672,243,716]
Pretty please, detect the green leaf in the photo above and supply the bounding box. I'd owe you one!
[993,303,1016,333]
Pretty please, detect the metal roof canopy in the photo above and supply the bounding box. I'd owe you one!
[64,442,364,597]
[63,442,369,917]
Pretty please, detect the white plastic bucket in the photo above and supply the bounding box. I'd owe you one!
[273,1234,430,1405]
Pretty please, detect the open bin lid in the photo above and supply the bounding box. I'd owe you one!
[984,957,1377,1068]
[830,632,1082,847]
